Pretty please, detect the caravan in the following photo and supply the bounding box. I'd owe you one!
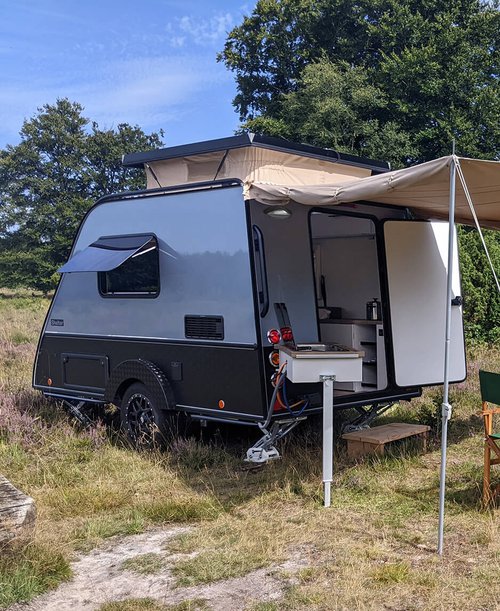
[33,134,466,457]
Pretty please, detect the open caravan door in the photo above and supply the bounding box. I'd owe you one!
[384,221,466,387]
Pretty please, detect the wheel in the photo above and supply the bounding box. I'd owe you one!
[120,382,170,449]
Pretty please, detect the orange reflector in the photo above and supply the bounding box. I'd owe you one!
[218,400,225,409]
[47,378,53,386]
[269,350,280,367]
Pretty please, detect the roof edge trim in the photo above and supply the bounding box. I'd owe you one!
[122,134,390,173]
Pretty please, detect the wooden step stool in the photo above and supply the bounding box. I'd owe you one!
[342,423,431,458]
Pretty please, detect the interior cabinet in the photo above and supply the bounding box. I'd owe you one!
[320,320,387,392]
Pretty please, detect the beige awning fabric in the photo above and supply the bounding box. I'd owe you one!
[145,146,371,189]
[245,156,500,229]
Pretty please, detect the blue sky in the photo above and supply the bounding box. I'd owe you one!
[0,0,252,149]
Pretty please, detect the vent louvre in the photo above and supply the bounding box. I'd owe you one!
[185,315,224,340]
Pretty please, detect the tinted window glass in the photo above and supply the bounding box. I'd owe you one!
[99,241,159,296]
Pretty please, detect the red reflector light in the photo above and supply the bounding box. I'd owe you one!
[281,326,294,342]
[267,329,281,345]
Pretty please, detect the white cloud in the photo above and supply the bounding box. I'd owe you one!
[0,53,234,144]
[169,36,186,48]
[166,12,234,47]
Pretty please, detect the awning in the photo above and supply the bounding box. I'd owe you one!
[58,234,156,273]
[245,156,500,230]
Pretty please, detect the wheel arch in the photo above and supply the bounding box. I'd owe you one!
[104,359,175,410]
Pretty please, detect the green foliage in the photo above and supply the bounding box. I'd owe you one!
[246,59,414,167]
[0,99,163,292]
[220,0,500,164]
[458,226,500,343]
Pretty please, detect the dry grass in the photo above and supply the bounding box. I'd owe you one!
[120,553,166,575]
[99,600,209,611]
[99,600,167,611]
[0,293,499,610]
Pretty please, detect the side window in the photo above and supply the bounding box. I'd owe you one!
[98,238,160,297]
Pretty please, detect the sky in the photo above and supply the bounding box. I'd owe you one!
[0,0,252,149]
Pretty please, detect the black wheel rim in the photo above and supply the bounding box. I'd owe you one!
[126,393,156,444]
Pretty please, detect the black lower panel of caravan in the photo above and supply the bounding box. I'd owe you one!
[34,334,267,420]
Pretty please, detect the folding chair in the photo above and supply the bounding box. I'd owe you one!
[479,370,500,506]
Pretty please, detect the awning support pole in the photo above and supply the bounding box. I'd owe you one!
[437,155,457,555]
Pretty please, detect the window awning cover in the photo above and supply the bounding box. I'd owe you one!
[58,234,155,273]
[245,156,500,230]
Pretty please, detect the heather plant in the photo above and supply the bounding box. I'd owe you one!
[0,389,107,451]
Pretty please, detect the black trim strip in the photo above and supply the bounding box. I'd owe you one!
[122,134,390,172]
[37,387,104,400]
[252,225,269,317]
[179,404,262,421]
[190,413,259,426]
[94,179,243,208]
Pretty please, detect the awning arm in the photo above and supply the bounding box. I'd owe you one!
[455,159,500,295]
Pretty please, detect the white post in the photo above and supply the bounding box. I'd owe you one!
[437,155,457,555]
[320,374,335,507]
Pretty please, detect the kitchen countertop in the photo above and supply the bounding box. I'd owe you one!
[319,318,382,325]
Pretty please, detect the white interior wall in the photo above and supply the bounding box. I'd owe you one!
[311,215,380,319]
[250,201,319,343]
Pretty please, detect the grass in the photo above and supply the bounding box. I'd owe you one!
[99,600,208,611]
[0,293,499,610]
[120,553,165,575]
[0,544,71,608]
[99,600,167,611]
[371,560,411,583]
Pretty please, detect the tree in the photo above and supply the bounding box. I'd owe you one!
[219,0,500,164]
[0,99,163,292]
[246,59,415,167]
[220,0,500,342]
[85,122,163,197]
[458,227,500,343]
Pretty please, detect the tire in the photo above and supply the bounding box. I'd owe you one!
[120,382,170,449]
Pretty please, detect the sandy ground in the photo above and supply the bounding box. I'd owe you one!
[10,526,308,610]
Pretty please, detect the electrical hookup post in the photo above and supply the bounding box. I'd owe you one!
[320,374,336,507]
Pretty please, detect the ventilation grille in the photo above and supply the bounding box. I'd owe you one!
[184,315,224,340]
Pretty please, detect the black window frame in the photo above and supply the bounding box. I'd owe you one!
[97,233,161,299]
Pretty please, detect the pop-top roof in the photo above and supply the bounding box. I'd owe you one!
[122,134,390,172]
[122,134,390,190]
